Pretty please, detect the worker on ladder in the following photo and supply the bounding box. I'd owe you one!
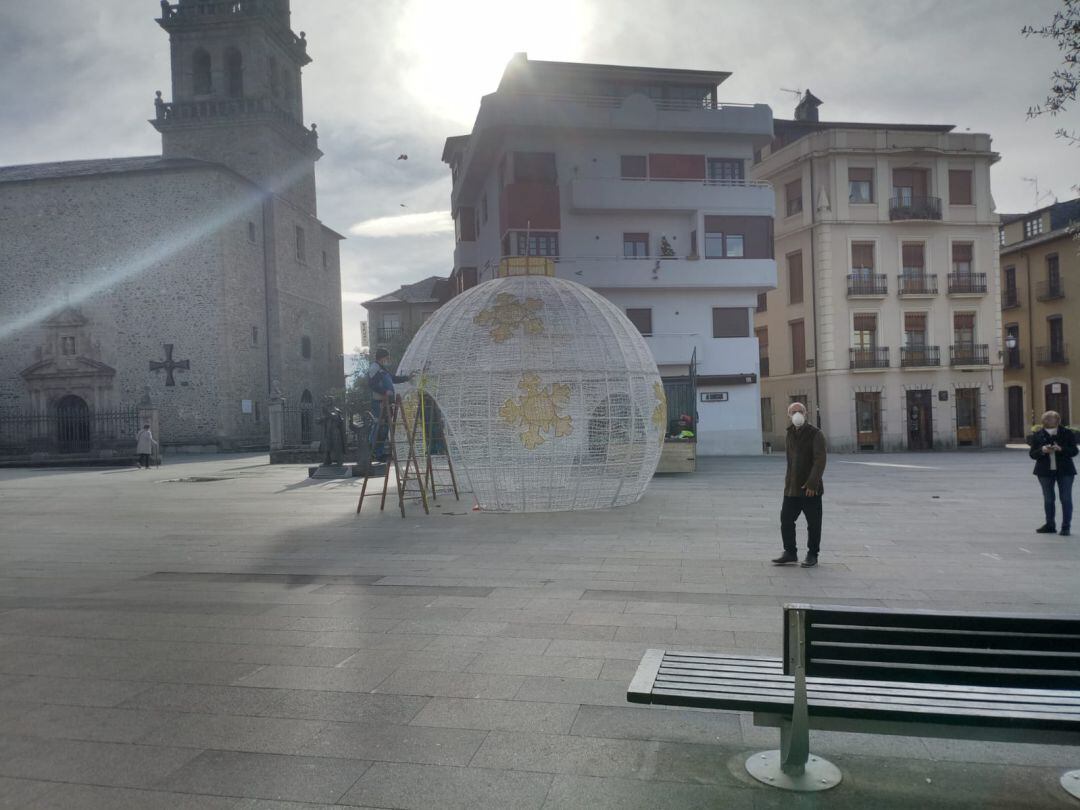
[367,347,413,463]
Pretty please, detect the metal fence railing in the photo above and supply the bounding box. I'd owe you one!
[0,407,140,456]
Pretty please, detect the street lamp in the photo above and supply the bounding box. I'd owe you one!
[1005,335,1017,351]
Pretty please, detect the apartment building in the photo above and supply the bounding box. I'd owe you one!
[361,275,451,349]
[441,53,777,454]
[752,92,1005,452]
[999,198,1080,436]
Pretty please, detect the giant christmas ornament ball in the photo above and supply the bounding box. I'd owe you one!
[397,266,665,512]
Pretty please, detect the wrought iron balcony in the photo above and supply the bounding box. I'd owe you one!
[1036,279,1066,301]
[1036,345,1069,366]
[849,347,890,369]
[847,273,888,296]
[375,327,404,342]
[949,344,990,366]
[1004,349,1024,370]
[889,195,942,221]
[900,346,941,367]
[1002,289,1021,309]
[897,274,938,296]
[947,273,988,294]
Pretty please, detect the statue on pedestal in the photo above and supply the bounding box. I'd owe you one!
[317,395,346,466]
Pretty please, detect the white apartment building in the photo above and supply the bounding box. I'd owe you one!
[441,54,776,454]
[752,93,1006,452]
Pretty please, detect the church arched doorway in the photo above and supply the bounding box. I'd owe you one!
[55,395,90,454]
[300,389,314,444]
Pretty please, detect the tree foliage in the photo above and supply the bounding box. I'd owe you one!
[1024,0,1080,136]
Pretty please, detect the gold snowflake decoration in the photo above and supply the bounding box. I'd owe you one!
[474,293,544,342]
[652,383,667,442]
[499,373,573,450]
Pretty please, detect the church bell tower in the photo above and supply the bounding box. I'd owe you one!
[151,0,321,213]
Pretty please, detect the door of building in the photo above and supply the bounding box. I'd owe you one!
[906,389,933,450]
[55,394,91,453]
[955,388,981,447]
[1046,382,1071,424]
[1007,386,1026,440]
[855,392,881,450]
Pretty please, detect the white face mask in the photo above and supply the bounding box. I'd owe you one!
[1046,427,1059,436]
[791,412,806,427]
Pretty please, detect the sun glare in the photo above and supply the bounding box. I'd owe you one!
[397,0,593,126]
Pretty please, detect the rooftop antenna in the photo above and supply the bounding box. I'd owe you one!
[1022,176,1056,208]
[780,87,803,101]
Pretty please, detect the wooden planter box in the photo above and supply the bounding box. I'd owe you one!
[657,439,696,473]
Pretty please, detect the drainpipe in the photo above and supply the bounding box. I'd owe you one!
[807,158,823,430]
[1025,251,1035,425]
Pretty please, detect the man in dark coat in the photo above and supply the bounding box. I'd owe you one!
[1028,410,1078,536]
[772,402,827,568]
[367,347,412,463]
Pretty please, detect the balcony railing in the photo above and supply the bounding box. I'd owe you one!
[1036,345,1069,365]
[897,273,938,295]
[153,96,317,145]
[947,273,988,294]
[1004,349,1024,370]
[900,346,941,367]
[506,91,761,112]
[1036,279,1066,301]
[1002,289,1021,309]
[849,347,890,369]
[950,344,990,366]
[847,273,888,296]
[376,327,404,342]
[889,195,943,221]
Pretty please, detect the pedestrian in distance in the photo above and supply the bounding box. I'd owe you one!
[1028,410,1077,537]
[772,402,827,568]
[135,423,157,469]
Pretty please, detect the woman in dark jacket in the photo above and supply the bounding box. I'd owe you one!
[1027,410,1078,536]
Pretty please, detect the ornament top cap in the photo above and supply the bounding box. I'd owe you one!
[497,256,555,278]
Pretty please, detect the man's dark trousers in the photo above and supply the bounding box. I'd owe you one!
[780,495,822,554]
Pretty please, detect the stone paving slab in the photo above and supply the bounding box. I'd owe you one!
[0,451,1078,807]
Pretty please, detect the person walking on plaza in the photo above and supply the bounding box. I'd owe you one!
[367,347,412,463]
[1028,410,1077,536]
[135,424,157,469]
[772,402,827,568]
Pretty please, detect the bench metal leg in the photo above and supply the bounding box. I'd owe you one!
[1063,770,1080,799]
[746,608,841,792]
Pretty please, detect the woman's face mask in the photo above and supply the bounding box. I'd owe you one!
[791,412,806,427]
[1046,427,1059,436]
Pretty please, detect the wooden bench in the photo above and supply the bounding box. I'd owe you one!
[628,604,1080,794]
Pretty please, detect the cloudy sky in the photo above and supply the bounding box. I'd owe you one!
[1,0,1076,352]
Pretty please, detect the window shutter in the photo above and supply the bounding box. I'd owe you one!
[949,170,973,205]
[851,243,874,269]
[786,179,802,202]
[712,307,749,338]
[954,313,975,329]
[952,243,973,263]
[902,243,924,267]
[853,314,877,332]
[849,168,873,183]
[904,312,927,331]
[626,308,652,335]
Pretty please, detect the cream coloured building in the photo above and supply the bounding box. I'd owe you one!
[752,93,1005,452]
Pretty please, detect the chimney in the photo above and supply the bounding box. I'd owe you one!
[794,90,823,122]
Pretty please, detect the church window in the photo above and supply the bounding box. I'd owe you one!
[301,335,312,359]
[269,57,280,97]
[61,336,76,356]
[295,226,306,261]
[193,49,212,95]
[251,326,259,346]
[225,48,243,99]
[247,221,256,242]
[322,250,328,270]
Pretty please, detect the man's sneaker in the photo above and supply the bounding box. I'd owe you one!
[1061,527,1071,537]
[801,554,818,568]
[771,552,798,565]
[1036,524,1057,534]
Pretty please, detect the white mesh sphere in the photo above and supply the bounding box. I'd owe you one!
[397,274,665,512]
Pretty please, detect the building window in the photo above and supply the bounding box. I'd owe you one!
[853,313,878,350]
[949,170,973,205]
[756,326,769,378]
[761,397,774,433]
[301,335,312,359]
[756,292,768,313]
[247,221,256,242]
[953,312,976,346]
[193,48,212,95]
[623,233,649,258]
[904,312,928,347]
[785,179,803,216]
[251,326,259,346]
[225,48,243,99]
[703,227,745,258]
[481,193,488,224]
[626,308,652,336]
[952,242,973,275]
[515,231,559,256]
[456,208,476,243]
[513,152,557,183]
[295,226,306,261]
[620,155,647,179]
[1024,217,1043,239]
[1047,253,1061,287]
[851,242,875,279]
[788,251,804,304]
[712,307,749,338]
[848,168,874,203]
[892,167,928,207]
[902,242,925,278]
[322,250,328,270]
[790,320,806,373]
[707,158,744,182]
[999,227,1006,246]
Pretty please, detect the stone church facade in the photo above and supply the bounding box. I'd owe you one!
[0,0,343,452]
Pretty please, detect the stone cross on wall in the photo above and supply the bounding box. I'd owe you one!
[149,343,190,386]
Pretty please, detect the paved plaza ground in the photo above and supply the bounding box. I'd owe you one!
[0,450,1078,808]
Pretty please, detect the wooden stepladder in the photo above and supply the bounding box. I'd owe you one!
[416,390,460,505]
[356,395,429,518]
